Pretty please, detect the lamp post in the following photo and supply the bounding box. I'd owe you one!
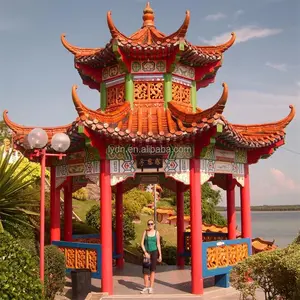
[26,128,70,283]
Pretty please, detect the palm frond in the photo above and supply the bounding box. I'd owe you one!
[0,147,41,236]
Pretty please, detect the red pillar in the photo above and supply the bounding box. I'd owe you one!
[115,182,124,269]
[226,175,236,240]
[50,166,60,242]
[100,159,113,294]
[240,164,252,239]
[176,181,185,268]
[64,178,73,242]
[190,158,203,295]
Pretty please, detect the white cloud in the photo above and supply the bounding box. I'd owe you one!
[234,10,244,18]
[270,168,300,193]
[204,13,226,21]
[265,62,288,72]
[202,25,282,45]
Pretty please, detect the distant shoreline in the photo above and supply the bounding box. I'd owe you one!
[217,205,300,212]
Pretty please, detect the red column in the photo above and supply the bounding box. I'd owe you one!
[240,164,252,239]
[100,159,113,294]
[190,158,203,295]
[64,178,73,242]
[226,175,236,240]
[176,181,185,268]
[115,182,124,269]
[50,166,60,242]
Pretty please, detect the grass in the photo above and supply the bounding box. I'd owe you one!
[72,199,98,221]
[132,214,177,248]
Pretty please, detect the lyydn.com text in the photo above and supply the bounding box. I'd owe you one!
[107,145,192,155]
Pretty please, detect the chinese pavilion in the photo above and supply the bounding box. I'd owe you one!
[3,2,295,296]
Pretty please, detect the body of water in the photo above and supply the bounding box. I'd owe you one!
[221,211,300,247]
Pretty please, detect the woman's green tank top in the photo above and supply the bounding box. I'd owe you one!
[144,231,158,252]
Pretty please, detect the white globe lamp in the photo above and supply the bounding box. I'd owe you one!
[27,128,48,149]
[51,133,71,153]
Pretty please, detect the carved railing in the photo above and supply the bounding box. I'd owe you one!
[52,233,121,279]
[52,241,102,279]
[203,238,251,287]
[182,232,251,288]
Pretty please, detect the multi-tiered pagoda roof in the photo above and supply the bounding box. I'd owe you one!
[3,2,295,157]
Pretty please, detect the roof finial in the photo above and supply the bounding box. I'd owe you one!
[143,2,155,27]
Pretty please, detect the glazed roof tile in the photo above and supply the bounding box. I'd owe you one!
[61,2,236,72]
[69,83,294,148]
[4,83,295,151]
[3,110,83,151]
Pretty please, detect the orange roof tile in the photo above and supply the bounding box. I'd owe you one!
[3,110,81,150]
[252,237,277,253]
[61,2,235,88]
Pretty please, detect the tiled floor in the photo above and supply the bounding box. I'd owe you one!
[56,263,265,300]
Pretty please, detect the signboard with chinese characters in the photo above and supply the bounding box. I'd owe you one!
[136,156,163,171]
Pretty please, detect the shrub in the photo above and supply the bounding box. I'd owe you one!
[44,245,66,300]
[72,221,98,235]
[0,232,43,299]
[86,204,136,244]
[161,245,177,265]
[72,188,89,201]
[121,214,136,244]
[231,246,300,300]
[123,198,142,219]
[86,204,100,230]
[141,207,153,215]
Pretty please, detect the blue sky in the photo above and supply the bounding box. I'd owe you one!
[0,0,299,205]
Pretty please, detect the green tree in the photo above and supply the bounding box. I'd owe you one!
[0,147,39,235]
[0,120,11,143]
[182,183,226,226]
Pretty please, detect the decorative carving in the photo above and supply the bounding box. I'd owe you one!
[87,249,97,272]
[59,246,98,273]
[172,82,191,105]
[102,64,125,80]
[173,63,195,79]
[65,248,76,269]
[131,60,166,73]
[206,243,248,270]
[107,84,125,107]
[134,82,163,101]
[235,149,247,164]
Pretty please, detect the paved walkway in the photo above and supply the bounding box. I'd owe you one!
[56,263,265,300]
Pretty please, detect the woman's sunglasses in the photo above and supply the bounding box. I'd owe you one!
[147,222,154,226]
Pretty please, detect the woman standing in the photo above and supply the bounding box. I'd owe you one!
[140,219,162,294]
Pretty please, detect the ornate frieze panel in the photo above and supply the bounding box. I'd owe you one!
[206,243,249,269]
[201,145,247,164]
[107,84,125,107]
[201,159,245,185]
[131,60,166,73]
[173,63,195,80]
[134,81,164,101]
[56,161,100,178]
[172,82,191,105]
[102,64,125,81]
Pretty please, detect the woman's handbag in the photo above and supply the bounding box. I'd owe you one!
[143,255,151,268]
